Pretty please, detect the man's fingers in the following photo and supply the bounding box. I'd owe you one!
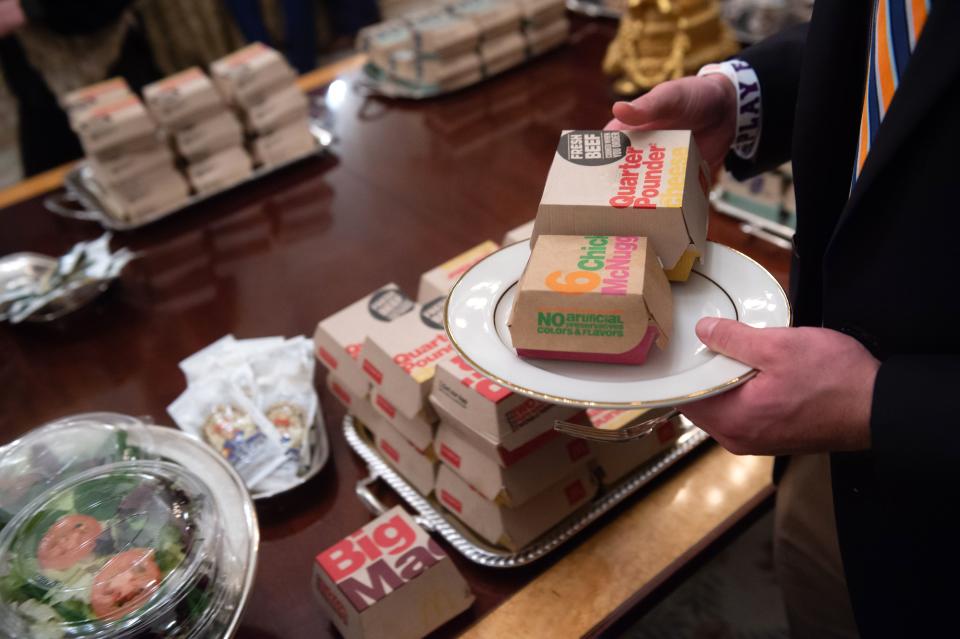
[611,83,688,127]
[696,318,782,369]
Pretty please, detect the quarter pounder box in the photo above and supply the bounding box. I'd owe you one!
[211,42,297,106]
[404,8,480,57]
[73,95,158,154]
[186,145,253,194]
[251,117,315,166]
[357,20,414,68]
[434,419,593,506]
[63,77,132,124]
[479,31,527,76]
[417,240,499,302]
[143,67,224,127]
[449,0,523,41]
[313,506,474,639]
[363,414,437,497]
[173,110,244,162]
[435,463,597,550]
[314,284,416,399]
[327,373,381,430]
[509,235,673,364]
[531,129,710,281]
[517,0,567,26]
[100,167,190,222]
[389,50,482,89]
[371,389,435,453]
[242,82,310,135]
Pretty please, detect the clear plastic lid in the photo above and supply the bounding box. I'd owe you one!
[0,460,222,638]
[0,413,155,531]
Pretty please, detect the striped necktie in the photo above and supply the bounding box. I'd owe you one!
[854,0,931,181]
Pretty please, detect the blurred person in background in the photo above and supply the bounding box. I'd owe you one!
[0,0,160,175]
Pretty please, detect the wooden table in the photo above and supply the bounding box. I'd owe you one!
[0,17,790,638]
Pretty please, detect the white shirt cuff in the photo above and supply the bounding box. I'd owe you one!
[698,60,762,161]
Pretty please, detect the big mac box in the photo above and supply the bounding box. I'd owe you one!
[587,411,682,484]
[434,419,593,506]
[314,284,416,399]
[143,67,224,128]
[435,463,597,550]
[531,129,710,281]
[312,506,474,639]
[362,414,437,497]
[428,354,579,462]
[417,240,499,302]
[361,297,455,420]
[211,42,297,107]
[508,234,673,365]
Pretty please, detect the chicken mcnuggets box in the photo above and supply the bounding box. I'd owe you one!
[523,16,570,56]
[405,8,480,57]
[436,463,597,550]
[371,389,435,453]
[363,414,437,496]
[429,354,579,459]
[327,373,382,430]
[252,117,316,166]
[517,0,567,26]
[186,145,253,194]
[357,19,415,69]
[88,142,174,187]
[590,412,682,484]
[449,0,523,40]
[416,240,499,303]
[508,235,673,364]
[532,129,710,281]
[480,31,527,76]
[314,284,416,399]
[63,77,132,125]
[312,506,474,639]
[173,110,244,162]
[143,67,224,128]
[211,42,298,107]
[435,419,593,506]
[241,82,310,135]
[361,297,456,420]
[74,95,159,155]
[100,167,190,222]
[389,50,483,90]
[503,219,535,244]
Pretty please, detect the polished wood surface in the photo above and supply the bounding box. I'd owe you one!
[0,17,789,638]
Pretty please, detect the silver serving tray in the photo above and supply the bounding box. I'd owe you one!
[344,415,709,568]
[45,121,334,232]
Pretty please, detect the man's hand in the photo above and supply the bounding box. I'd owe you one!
[605,75,737,171]
[681,318,880,456]
[0,0,25,37]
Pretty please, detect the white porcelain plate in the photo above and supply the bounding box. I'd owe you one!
[444,241,790,409]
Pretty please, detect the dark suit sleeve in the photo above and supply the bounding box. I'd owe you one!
[870,355,960,481]
[725,23,809,179]
[21,0,135,34]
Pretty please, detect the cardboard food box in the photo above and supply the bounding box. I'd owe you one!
[531,129,710,281]
[173,110,244,162]
[143,67,224,128]
[479,31,527,76]
[313,506,474,639]
[327,372,382,430]
[242,82,310,135]
[503,219,535,244]
[252,117,315,166]
[357,19,415,68]
[435,419,593,506]
[449,0,523,40]
[74,95,159,154]
[363,414,437,496]
[314,284,416,399]
[100,167,190,222]
[429,354,579,458]
[211,42,297,106]
[63,77,132,124]
[361,297,455,420]
[435,463,597,550]
[186,145,253,194]
[591,412,682,484]
[371,389,435,453]
[405,8,480,57]
[523,16,570,56]
[88,142,174,187]
[508,234,673,364]
[389,49,483,89]
[517,0,567,26]
[416,240,499,303]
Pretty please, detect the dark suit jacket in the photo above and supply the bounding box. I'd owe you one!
[726,2,960,637]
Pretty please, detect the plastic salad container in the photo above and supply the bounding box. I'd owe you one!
[0,460,233,638]
[0,413,155,532]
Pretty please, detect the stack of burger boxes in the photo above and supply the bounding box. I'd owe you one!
[449,0,525,77]
[416,240,499,302]
[65,81,189,223]
[518,0,570,56]
[143,67,251,195]
[211,43,315,168]
[390,8,483,92]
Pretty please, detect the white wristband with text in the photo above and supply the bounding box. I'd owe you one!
[698,60,762,160]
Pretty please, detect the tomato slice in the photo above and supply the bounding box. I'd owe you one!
[91,548,162,621]
[37,514,102,571]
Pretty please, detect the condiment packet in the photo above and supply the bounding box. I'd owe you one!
[167,375,287,489]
